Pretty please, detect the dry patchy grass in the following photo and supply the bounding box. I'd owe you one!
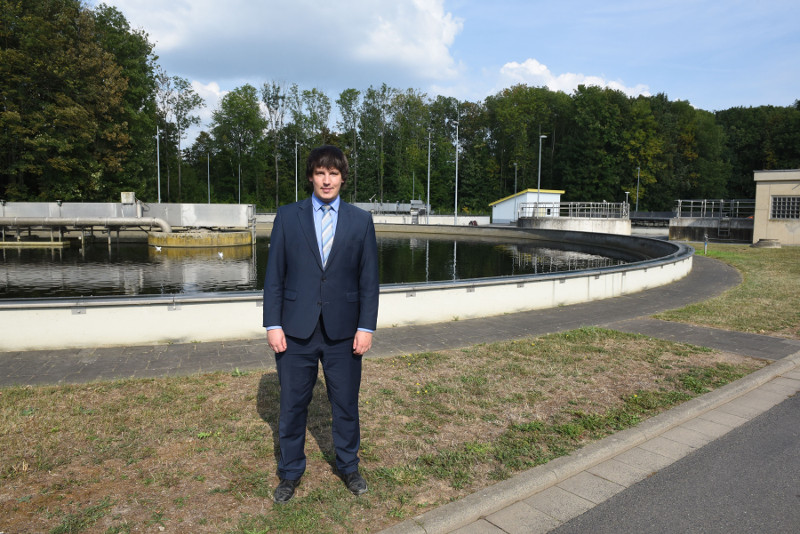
[0,329,764,533]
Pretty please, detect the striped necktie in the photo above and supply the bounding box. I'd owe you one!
[320,204,334,265]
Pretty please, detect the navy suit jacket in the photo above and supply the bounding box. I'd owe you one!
[263,197,379,341]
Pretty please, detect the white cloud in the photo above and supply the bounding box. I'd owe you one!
[105,0,463,85]
[497,58,651,99]
[89,0,800,118]
[181,81,226,143]
[193,80,226,123]
[355,0,464,80]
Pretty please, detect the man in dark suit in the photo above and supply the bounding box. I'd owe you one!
[263,145,379,504]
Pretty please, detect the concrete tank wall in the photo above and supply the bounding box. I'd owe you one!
[148,230,253,248]
[669,217,753,242]
[0,227,693,351]
[519,217,631,235]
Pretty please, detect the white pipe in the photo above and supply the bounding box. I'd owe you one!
[0,217,172,233]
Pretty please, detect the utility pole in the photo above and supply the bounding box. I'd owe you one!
[156,126,162,203]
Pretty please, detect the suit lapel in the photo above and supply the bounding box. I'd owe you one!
[297,198,323,269]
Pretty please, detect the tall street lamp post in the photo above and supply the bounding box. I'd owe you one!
[514,162,518,194]
[635,166,641,213]
[537,135,547,216]
[453,119,459,226]
[513,162,518,221]
[295,140,300,202]
[155,126,161,203]
[427,128,432,224]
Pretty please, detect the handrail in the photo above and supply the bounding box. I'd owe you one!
[674,199,755,219]
[519,201,629,219]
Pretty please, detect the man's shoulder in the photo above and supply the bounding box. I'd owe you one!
[277,198,311,215]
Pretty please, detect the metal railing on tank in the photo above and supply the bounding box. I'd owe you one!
[674,199,755,219]
[518,201,629,219]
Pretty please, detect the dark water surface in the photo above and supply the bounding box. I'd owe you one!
[0,236,630,299]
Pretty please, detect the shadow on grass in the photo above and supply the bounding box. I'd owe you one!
[256,372,338,477]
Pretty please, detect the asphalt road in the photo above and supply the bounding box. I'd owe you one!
[551,392,800,534]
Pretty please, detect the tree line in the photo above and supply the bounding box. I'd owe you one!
[3,1,799,213]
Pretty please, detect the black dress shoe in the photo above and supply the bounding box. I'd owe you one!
[273,478,300,503]
[342,470,368,496]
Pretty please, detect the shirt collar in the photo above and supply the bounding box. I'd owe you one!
[311,194,340,212]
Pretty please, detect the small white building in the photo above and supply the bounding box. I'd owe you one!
[490,189,565,224]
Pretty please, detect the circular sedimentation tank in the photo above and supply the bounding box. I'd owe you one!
[148,230,253,248]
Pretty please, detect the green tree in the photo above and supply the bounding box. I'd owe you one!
[560,86,629,203]
[172,77,204,201]
[336,88,361,201]
[622,97,664,210]
[427,95,459,212]
[184,131,215,202]
[485,85,541,189]
[688,109,729,199]
[0,0,131,201]
[648,98,728,207]
[91,2,158,201]
[156,72,205,202]
[210,84,266,204]
[389,89,429,202]
[485,85,568,200]
[716,104,800,198]
[261,80,287,208]
[458,100,498,214]
[302,87,331,147]
[360,84,397,204]
[155,69,177,201]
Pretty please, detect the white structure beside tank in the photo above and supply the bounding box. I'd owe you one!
[490,189,565,224]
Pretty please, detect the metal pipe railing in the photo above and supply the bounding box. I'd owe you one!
[674,199,755,219]
[518,201,629,220]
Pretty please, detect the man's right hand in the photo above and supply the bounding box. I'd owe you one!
[267,328,287,353]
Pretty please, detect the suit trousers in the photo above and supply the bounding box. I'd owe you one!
[275,319,362,480]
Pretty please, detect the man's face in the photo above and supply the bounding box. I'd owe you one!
[309,166,343,203]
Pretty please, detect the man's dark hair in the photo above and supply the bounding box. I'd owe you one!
[306,145,349,183]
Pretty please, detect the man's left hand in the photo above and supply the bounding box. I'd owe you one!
[353,331,373,356]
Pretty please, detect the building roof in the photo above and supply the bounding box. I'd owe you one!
[489,188,566,207]
[753,169,800,182]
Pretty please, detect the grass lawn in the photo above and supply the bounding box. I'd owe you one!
[1,244,797,533]
[657,244,800,339]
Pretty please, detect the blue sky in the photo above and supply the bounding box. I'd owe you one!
[92,0,798,133]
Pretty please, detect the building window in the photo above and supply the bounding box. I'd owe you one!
[771,196,800,219]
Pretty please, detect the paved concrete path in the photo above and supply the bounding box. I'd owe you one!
[2,255,800,534]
